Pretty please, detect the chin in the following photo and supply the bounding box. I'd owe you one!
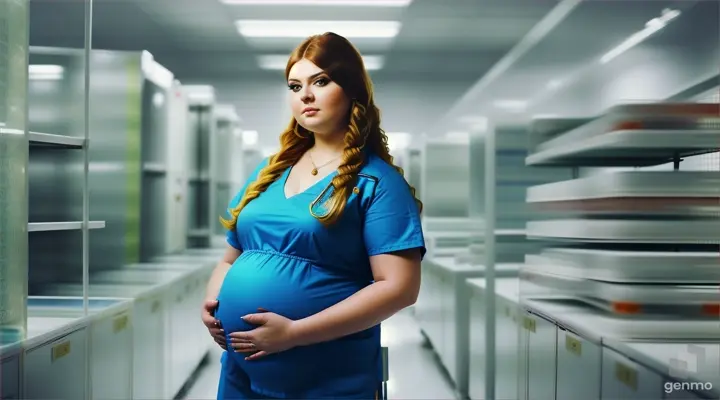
[299,121,328,134]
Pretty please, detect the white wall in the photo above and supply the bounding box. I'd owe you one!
[186,75,472,148]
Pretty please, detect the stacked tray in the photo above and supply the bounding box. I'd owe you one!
[523,255,720,318]
[526,218,720,243]
[526,103,720,166]
[528,248,720,283]
[523,102,720,331]
[527,171,720,216]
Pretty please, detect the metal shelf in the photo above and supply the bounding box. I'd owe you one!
[526,249,720,283]
[520,267,720,310]
[29,132,84,149]
[526,218,720,243]
[527,171,720,202]
[142,163,167,174]
[526,103,720,166]
[28,221,106,232]
[526,129,720,166]
[526,171,720,216]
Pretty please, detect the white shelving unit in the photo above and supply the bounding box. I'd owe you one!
[518,102,720,400]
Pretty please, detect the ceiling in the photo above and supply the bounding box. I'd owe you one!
[29,0,561,82]
[439,0,719,131]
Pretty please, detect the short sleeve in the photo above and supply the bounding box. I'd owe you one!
[363,171,426,260]
[224,157,269,250]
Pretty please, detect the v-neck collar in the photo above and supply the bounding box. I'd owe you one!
[281,166,338,200]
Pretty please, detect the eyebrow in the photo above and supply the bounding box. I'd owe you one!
[288,71,326,83]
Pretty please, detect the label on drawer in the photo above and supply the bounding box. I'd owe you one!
[522,316,536,333]
[615,361,638,391]
[113,314,129,333]
[51,341,71,362]
[565,335,582,356]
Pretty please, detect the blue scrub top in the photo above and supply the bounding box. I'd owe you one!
[215,151,426,399]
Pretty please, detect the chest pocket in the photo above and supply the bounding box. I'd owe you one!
[309,173,379,220]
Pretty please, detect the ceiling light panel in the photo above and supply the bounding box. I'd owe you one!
[236,20,401,38]
[222,0,411,5]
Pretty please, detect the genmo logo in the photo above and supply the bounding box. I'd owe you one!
[664,381,713,394]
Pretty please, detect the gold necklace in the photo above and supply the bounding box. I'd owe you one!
[308,151,341,176]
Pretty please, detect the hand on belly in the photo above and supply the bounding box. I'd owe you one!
[227,308,301,361]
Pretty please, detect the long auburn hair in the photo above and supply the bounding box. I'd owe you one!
[220,32,422,229]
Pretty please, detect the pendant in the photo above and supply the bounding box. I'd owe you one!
[311,168,318,176]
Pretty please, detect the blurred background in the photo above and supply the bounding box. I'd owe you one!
[1,0,719,399]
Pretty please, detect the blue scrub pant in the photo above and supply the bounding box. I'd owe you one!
[217,352,381,400]
[217,353,276,399]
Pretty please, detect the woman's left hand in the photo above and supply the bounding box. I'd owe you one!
[229,308,300,361]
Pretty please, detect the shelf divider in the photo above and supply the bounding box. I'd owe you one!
[29,132,85,149]
[28,221,106,232]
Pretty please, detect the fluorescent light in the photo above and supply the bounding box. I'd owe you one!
[459,115,488,132]
[236,20,401,38]
[257,54,384,70]
[493,100,527,112]
[243,130,259,146]
[221,0,411,5]
[261,146,278,157]
[600,8,680,64]
[386,132,411,151]
[28,64,64,81]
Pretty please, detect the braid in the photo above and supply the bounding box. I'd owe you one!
[220,101,422,230]
[315,100,423,226]
[219,123,313,231]
[314,101,368,226]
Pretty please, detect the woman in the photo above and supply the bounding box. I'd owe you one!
[200,32,425,399]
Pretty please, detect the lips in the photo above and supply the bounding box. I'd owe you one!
[303,107,319,114]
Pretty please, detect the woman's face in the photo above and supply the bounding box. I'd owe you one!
[287,58,351,138]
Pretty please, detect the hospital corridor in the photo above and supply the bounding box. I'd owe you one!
[1,0,720,399]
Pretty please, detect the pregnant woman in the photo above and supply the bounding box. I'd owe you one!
[200,32,425,399]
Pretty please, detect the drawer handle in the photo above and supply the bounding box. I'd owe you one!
[151,300,161,313]
[113,315,130,333]
[51,341,71,362]
[522,316,536,333]
[565,335,582,356]
[615,361,638,391]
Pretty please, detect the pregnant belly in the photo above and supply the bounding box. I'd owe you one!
[214,251,378,397]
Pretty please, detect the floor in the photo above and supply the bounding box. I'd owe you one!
[182,308,457,400]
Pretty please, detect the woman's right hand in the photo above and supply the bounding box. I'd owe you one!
[201,299,227,350]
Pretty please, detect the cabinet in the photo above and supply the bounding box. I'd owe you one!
[418,256,519,397]
[24,328,88,400]
[601,347,664,400]
[467,278,520,400]
[1,353,21,399]
[556,329,602,400]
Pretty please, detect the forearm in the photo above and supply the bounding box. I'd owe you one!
[204,262,232,301]
[291,281,414,347]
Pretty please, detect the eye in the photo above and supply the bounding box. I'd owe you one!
[287,84,301,92]
[314,77,330,87]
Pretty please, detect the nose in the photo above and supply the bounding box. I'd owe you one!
[300,86,314,103]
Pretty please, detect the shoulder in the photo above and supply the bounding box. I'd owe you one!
[356,152,411,202]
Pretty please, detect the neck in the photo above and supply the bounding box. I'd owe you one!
[311,130,346,157]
